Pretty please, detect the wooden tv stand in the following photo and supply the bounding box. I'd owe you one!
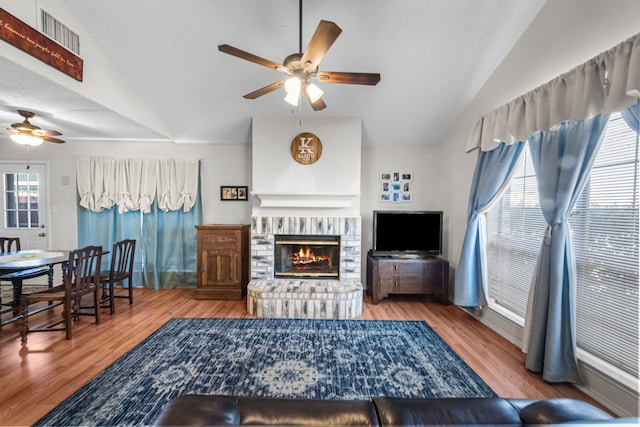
[367,251,449,305]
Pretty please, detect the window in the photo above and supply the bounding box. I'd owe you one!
[486,113,639,380]
[3,172,40,228]
[486,148,546,320]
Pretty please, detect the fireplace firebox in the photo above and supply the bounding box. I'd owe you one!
[274,235,340,279]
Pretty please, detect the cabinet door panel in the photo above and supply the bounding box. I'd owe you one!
[202,250,238,286]
[424,262,442,273]
[398,275,425,293]
[380,275,424,293]
[378,261,423,275]
[379,276,398,293]
[424,269,443,280]
[378,263,396,275]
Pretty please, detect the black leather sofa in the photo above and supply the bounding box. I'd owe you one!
[153,394,630,426]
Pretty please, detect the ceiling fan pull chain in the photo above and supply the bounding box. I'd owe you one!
[26,146,31,170]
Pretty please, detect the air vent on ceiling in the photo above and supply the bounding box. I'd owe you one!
[40,9,80,55]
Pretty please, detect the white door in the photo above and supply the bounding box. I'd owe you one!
[0,162,49,250]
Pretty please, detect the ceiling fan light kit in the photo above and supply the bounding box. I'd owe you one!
[218,0,380,111]
[10,133,44,146]
[283,77,324,106]
[1,110,65,146]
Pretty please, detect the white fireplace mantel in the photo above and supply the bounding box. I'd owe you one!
[252,192,360,208]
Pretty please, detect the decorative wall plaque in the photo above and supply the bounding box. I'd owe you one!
[290,132,323,165]
[0,8,83,81]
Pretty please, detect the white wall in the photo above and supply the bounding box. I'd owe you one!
[437,0,640,417]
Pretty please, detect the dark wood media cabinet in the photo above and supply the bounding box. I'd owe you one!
[367,251,450,305]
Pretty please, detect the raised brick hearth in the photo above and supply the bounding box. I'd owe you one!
[247,215,363,319]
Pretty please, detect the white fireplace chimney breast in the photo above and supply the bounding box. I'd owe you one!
[252,117,361,215]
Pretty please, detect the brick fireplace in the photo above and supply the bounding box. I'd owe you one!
[248,117,364,319]
[250,216,361,281]
[247,215,363,319]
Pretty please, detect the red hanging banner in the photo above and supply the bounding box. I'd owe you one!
[0,8,83,81]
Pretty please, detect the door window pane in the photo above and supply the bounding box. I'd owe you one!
[3,172,40,229]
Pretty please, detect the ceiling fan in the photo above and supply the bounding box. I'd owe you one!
[218,1,380,111]
[1,110,65,146]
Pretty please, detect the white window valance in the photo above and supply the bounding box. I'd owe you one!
[157,158,199,212]
[467,32,640,152]
[77,156,199,213]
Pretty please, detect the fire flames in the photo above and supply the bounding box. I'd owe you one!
[290,247,332,268]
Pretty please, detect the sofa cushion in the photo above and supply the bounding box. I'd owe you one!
[153,394,240,426]
[373,397,523,426]
[518,398,613,425]
[238,397,379,426]
[237,396,380,426]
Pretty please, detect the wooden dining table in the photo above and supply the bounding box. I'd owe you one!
[0,249,70,326]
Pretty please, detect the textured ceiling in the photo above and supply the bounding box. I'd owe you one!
[0,0,547,146]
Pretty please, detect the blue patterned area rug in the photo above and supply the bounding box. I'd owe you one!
[35,318,495,426]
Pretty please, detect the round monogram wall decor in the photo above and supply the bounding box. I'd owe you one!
[290,132,323,165]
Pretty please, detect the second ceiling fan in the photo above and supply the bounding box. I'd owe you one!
[218,1,380,111]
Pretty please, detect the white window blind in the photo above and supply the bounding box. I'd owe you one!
[486,112,639,379]
[486,148,545,319]
[572,114,639,378]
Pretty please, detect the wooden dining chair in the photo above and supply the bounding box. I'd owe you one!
[19,246,102,342]
[99,239,136,315]
[0,237,20,253]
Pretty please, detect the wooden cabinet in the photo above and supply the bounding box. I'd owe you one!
[367,251,449,305]
[195,224,250,300]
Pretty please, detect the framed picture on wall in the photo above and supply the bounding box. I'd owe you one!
[220,186,248,201]
[379,171,413,203]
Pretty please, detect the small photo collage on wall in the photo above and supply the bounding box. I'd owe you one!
[380,172,412,203]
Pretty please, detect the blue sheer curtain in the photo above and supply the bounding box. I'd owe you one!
[524,114,609,383]
[454,141,525,307]
[78,198,201,289]
[77,207,143,285]
[141,196,201,289]
[78,178,202,290]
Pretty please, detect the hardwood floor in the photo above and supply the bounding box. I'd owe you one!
[0,288,608,426]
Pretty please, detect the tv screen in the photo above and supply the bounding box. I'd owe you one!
[372,210,443,256]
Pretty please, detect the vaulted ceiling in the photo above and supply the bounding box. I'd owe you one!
[0,1,548,146]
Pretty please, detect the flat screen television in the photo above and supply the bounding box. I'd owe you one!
[372,210,443,257]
